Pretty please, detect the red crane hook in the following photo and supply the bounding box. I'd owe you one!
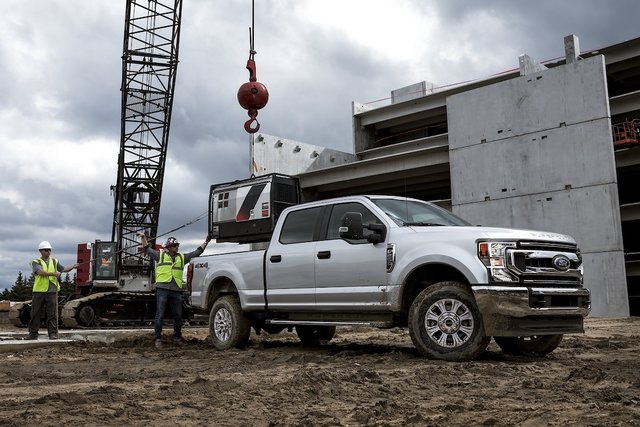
[237,58,269,133]
[237,1,268,134]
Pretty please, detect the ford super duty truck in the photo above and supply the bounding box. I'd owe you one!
[187,175,590,361]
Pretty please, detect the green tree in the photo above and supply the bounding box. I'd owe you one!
[59,273,76,296]
[6,271,32,301]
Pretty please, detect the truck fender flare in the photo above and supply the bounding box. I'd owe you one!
[206,276,240,309]
[396,253,485,288]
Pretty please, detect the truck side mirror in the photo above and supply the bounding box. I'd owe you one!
[339,212,364,240]
[366,223,386,243]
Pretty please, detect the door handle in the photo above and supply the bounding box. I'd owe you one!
[269,255,282,263]
[317,251,331,259]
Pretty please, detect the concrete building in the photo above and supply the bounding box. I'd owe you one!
[252,35,640,317]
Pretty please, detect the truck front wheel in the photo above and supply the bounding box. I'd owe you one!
[296,325,336,345]
[494,334,563,356]
[408,281,489,361]
[209,295,250,350]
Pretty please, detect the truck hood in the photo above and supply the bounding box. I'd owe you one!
[407,225,577,245]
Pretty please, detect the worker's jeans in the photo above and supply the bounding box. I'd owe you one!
[155,287,183,341]
[29,292,58,336]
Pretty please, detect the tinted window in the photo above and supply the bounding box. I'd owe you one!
[373,198,470,226]
[279,207,322,244]
[326,202,382,240]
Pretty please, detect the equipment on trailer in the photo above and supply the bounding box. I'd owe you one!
[209,174,300,243]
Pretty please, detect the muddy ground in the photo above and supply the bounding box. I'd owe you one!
[0,318,639,426]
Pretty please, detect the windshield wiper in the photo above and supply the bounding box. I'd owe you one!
[403,222,446,226]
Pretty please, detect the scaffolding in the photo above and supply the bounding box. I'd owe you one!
[612,119,640,148]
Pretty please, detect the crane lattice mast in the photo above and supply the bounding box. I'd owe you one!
[112,0,183,277]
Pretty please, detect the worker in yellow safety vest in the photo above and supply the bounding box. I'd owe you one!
[27,241,78,340]
[137,232,211,349]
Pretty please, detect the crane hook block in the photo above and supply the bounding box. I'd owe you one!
[238,59,269,134]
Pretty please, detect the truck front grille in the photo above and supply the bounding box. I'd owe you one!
[506,241,582,288]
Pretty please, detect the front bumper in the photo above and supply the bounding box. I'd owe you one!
[472,285,591,337]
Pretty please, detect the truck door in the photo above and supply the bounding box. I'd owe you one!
[314,202,389,310]
[265,206,323,310]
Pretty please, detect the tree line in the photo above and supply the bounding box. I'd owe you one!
[1,271,77,301]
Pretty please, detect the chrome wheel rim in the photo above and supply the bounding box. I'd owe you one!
[425,298,474,348]
[213,307,232,342]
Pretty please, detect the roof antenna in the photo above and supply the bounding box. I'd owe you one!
[237,0,269,134]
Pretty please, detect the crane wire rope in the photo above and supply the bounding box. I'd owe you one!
[77,209,209,267]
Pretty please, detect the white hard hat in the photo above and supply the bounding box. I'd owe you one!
[38,241,52,250]
[164,237,180,247]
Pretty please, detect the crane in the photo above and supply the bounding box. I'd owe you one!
[64,0,185,326]
[113,0,183,285]
[12,0,187,327]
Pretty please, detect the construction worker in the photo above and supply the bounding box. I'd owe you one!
[137,232,211,348]
[28,241,78,340]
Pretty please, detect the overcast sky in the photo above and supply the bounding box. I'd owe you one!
[1,0,639,290]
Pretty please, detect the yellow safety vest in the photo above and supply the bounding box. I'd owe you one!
[156,251,185,288]
[31,258,60,293]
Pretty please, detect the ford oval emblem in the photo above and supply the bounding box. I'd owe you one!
[552,255,571,271]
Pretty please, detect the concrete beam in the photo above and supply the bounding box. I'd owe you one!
[360,133,448,160]
[610,89,640,116]
[519,54,548,76]
[354,74,517,127]
[565,34,581,64]
[621,202,640,222]
[299,145,448,189]
[626,260,640,276]
[615,144,640,167]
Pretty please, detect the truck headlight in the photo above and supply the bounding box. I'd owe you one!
[478,241,518,282]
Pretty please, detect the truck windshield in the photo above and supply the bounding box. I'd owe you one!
[372,198,471,227]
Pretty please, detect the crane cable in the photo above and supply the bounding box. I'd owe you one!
[76,209,209,267]
[237,0,269,133]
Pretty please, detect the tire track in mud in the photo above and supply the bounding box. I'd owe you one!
[0,319,639,426]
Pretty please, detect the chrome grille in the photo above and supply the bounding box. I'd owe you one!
[506,241,582,287]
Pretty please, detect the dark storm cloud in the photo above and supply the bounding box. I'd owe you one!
[0,2,121,139]
[431,0,640,60]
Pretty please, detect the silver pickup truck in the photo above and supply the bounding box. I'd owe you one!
[188,195,590,361]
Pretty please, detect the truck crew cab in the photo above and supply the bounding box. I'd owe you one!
[188,174,590,361]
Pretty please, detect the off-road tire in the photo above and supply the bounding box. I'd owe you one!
[209,295,250,350]
[494,334,563,356]
[295,325,336,345]
[408,281,490,361]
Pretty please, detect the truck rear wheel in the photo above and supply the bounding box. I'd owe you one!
[295,325,336,345]
[209,295,250,350]
[494,334,563,356]
[408,281,489,361]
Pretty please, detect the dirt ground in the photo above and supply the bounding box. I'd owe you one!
[0,318,639,427]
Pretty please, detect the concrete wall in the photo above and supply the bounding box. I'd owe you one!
[448,55,629,317]
[251,133,355,177]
